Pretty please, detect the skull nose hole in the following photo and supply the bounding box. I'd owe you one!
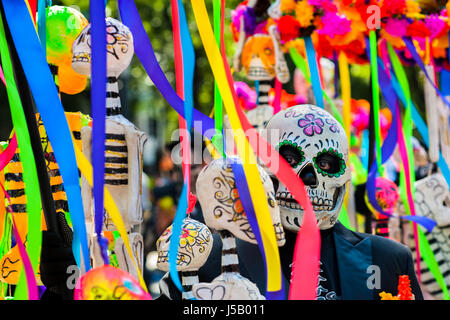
[299,164,318,187]
[270,176,280,193]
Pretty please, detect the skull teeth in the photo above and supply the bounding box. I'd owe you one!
[276,192,335,211]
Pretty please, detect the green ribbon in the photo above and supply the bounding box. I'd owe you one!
[0,12,42,300]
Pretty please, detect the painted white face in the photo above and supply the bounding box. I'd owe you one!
[264,104,351,231]
[156,217,213,272]
[72,17,134,77]
[196,157,285,245]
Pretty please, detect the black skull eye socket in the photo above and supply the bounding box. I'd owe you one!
[313,149,346,177]
[278,143,305,169]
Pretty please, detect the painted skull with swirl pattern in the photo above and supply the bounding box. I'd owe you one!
[264,104,350,231]
[196,156,285,245]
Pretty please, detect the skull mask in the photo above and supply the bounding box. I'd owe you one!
[156,217,213,272]
[264,104,351,231]
[196,157,285,245]
[72,17,134,77]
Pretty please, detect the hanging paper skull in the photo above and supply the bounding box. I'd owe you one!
[236,25,290,83]
[374,177,399,214]
[156,217,213,272]
[195,156,285,245]
[72,17,134,77]
[264,104,351,231]
[74,265,151,300]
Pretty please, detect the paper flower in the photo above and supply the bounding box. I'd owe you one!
[381,0,406,17]
[280,0,297,12]
[405,0,421,18]
[295,0,315,28]
[379,275,413,300]
[277,15,300,42]
[406,20,432,38]
[425,14,447,39]
[397,275,413,300]
[318,12,351,38]
[385,18,409,38]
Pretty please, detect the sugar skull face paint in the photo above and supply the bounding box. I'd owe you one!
[74,265,151,300]
[265,104,351,231]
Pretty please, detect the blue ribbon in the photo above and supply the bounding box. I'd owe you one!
[168,0,196,294]
[229,158,285,300]
[304,36,324,109]
[2,0,90,271]
[117,0,215,139]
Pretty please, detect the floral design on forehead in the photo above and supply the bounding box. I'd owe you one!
[266,104,351,231]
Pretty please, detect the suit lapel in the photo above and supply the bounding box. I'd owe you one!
[333,223,374,300]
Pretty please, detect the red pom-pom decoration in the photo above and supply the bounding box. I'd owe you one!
[277,15,300,43]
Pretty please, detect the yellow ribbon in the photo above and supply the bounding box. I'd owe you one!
[70,135,148,292]
[190,0,282,292]
[338,52,352,208]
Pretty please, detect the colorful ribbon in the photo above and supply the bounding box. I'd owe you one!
[304,36,324,109]
[117,0,216,139]
[230,159,285,299]
[90,0,109,265]
[168,0,195,294]
[191,0,320,299]
[289,47,343,125]
[0,9,42,300]
[2,0,90,272]
[403,37,450,109]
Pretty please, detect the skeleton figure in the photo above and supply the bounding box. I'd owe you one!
[156,217,213,300]
[406,174,450,299]
[191,156,284,300]
[72,18,148,279]
[264,104,351,231]
[424,65,450,165]
[232,0,290,130]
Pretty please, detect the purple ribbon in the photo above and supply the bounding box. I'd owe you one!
[90,0,109,263]
[117,0,215,139]
[366,59,436,232]
[229,158,285,300]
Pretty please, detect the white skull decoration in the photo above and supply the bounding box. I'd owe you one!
[72,17,134,77]
[264,104,351,231]
[196,156,285,245]
[156,217,213,272]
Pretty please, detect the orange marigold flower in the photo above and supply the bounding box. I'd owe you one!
[280,0,297,12]
[295,0,315,28]
[405,0,421,18]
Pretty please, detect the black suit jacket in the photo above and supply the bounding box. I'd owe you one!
[160,222,423,300]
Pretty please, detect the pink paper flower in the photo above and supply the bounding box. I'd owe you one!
[385,18,408,38]
[318,12,351,38]
[425,14,446,39]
